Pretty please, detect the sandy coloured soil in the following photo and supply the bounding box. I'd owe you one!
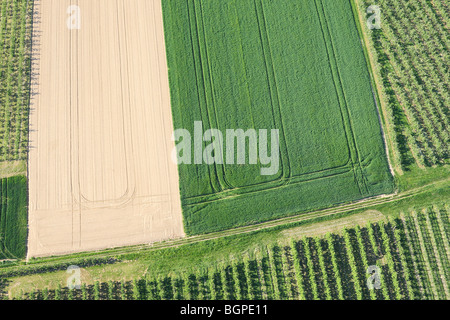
[27,0,185,258]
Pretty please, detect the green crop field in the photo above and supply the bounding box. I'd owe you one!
[163,0,394,235]
[0,175,28,260]
[0,0,33,162]
[11,204,449,300]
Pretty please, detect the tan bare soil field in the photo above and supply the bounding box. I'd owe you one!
[27,0,185,258]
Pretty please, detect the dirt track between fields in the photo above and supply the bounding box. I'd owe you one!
[27,0,185,258]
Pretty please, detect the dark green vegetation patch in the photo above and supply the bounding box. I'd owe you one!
[0,175,28,259]
[162,0,394,234]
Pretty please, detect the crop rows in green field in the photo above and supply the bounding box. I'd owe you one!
[359,0,449,168]
[0,0,33,162]
[163,0,394,234]
[16,204,449,300]
[0,175,28,260]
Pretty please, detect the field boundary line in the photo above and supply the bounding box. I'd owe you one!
[7,177,447,268]
[26,177,447,260]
